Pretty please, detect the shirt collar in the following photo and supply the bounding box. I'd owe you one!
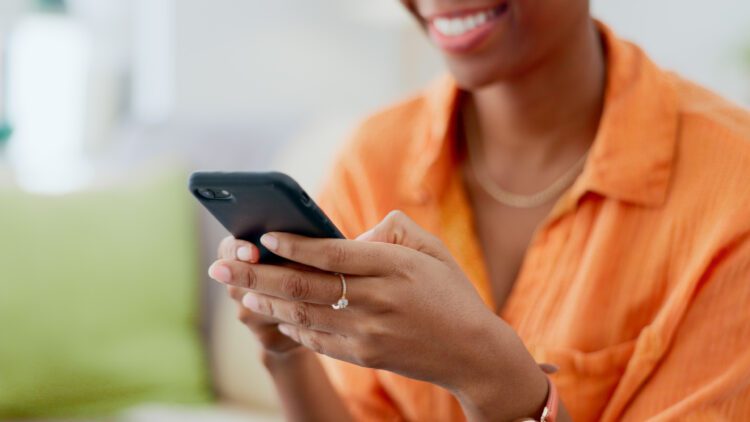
[404,73,462,204]
[405,22,679,208]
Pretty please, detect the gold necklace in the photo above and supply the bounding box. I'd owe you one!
[464,111,589,209]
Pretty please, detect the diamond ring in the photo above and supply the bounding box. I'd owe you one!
[332,273,348,310]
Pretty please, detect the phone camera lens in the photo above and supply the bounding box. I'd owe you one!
[215,190,232,199]
[198,188,232,200]
[198,188,216,199]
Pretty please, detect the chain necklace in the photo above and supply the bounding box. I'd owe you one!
[464,110,589,209]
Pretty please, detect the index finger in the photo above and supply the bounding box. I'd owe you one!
[209,259,348,305]
[259,233,419,275]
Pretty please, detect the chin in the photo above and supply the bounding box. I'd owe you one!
[444,55,523,91]
[407,0,591,92]
[446,67,499,92]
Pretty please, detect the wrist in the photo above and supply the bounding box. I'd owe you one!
[450,316,549,421]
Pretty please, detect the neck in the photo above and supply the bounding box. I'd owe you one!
[466,19,605,165]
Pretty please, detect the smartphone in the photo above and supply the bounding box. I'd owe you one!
[189,171,345,263]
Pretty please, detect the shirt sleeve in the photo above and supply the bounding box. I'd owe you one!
[621,235,750,420]
[314,146,405,422]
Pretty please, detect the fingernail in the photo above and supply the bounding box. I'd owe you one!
[208,263,231,283]
[539,363,560,374]
[242,293,260,311]
[278,324,292,336]
[260,234,279,251]
[356,229,375,241]
[237,246,252,261]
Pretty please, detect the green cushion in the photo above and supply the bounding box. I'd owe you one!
[0,171,212,417]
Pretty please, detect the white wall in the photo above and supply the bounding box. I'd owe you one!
[170,0,749,130]
[0,0,27,32]
[0,0,29,103]
[592,0,750,104]
[172,0,439,125]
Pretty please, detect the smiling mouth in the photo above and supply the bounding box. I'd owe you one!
[424,2,510,54]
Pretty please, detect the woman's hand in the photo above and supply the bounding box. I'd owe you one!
[209,211,550,420]
[215,237,302,356]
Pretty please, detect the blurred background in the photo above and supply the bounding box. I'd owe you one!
[0,0,748,420]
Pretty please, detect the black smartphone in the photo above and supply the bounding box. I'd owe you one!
[189,171,345,263]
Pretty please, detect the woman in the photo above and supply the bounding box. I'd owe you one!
[209,0,750,420]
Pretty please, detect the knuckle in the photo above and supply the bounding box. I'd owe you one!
[281,272,310,300]
[291,303,312,328]
[283,238,298,258]
[259,298,275,317]
[243,266,258,289]
[382,211,407,244]
[360,320,387,345]
[324,243,348,268]
[364,289,390,311]
[391,226,406,245]
[354,345,382,368]
[305,333,324,354]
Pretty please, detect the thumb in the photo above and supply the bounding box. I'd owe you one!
[357,210,451,262]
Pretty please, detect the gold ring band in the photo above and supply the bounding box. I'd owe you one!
[332,273,349,310]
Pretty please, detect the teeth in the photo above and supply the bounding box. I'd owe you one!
[432,8,497,37]
[452,19,466,34]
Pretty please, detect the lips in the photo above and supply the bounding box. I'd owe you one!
[424,2,509,54]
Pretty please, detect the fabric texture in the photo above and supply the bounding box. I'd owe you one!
[315,23,750,421]
[0,171,212,417]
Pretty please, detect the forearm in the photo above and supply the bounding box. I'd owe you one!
[263,348,354,422]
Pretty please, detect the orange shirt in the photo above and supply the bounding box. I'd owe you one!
[316,24,750,421]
